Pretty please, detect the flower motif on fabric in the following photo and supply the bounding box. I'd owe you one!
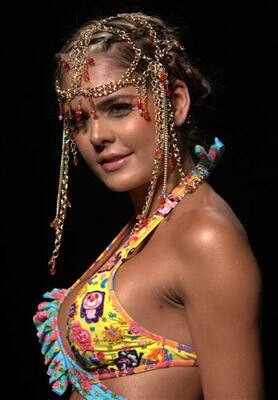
[145,348,168,363]
[71,321,94,352]
[156,195,179,216]
[81,290,105,323]
[115,349,143,371]
[74,348,106,369]
[104,325,123,343]
[74,369,95,394]
[128,321,145,335]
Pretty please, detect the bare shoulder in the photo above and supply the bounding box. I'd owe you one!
[171,183,262,307]
[170,185,264,398]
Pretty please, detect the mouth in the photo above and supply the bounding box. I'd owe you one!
[100,153,133,171]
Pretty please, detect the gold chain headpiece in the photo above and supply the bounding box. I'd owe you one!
[48,13,195,275]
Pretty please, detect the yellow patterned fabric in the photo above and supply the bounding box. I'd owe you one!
[66,178,200,381]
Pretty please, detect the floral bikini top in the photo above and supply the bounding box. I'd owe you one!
[33,137,225,399]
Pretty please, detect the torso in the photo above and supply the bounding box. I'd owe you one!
[58,182,240,400]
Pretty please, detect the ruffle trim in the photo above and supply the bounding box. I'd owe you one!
[33,288,70,395]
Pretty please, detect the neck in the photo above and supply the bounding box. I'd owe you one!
[128,150,195,218]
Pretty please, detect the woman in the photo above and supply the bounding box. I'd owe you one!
[33,12,264,400]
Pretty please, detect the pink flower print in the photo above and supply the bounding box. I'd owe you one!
[75,370,94,394]
[49,330,59,342]
[160,201,176,215]
[129,321,144,335]
[96,351,105,361]
[131,235,139,242]
[33,311,50,323]
[51,289,68,301]
[52,381,61,390]
[38,301,49,311]
[51,316,58,330]
[71,322,94,352]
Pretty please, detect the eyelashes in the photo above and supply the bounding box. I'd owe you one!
[69,103,135,132]
[109,103,134,114]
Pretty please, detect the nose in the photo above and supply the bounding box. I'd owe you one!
[88,117,115,148]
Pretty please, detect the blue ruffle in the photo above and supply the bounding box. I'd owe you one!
[33,288,70,395]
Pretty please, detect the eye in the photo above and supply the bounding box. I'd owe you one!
[68,113,89,132]
[108,103,134,116]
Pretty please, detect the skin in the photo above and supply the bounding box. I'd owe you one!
[59,54,264,399]
[68,54,194,215]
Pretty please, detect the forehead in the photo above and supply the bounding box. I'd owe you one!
[63,53,126,90]
[62,52,142,107]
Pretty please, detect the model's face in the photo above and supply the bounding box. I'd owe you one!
[67,55,159,192]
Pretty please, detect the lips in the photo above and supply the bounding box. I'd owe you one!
[100,153,133,171]
[101,155,126,163]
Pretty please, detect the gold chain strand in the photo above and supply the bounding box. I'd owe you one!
[48,125,71,274]
[161,82,169,198]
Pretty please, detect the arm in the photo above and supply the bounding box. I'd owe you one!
[176,209,264,399]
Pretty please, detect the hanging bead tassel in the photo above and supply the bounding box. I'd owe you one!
[58,104,64,121]
[70,139,79,167]
[89,96,97,119]
[65,102,73,121]
[83,56,95,82]
[159,71,171,97]
[136,97,144,117]
[75,98,83,121]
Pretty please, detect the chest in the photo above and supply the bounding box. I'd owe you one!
[58,222,192,358]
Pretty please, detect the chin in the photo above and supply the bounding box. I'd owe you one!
[102,171,152,193]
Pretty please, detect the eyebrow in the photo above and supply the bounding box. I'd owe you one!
[94,94,137,110]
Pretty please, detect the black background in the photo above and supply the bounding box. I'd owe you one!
[3,0,277,398]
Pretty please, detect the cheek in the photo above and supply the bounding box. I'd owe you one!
[73,134,99,171]
[123,116,156,154]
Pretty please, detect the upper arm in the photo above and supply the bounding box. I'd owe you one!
[176,209,264,399]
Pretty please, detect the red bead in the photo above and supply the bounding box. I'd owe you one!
[73,156,79,167]
[143,111,150,121]
[159,72,166,83]
[63,62,70,72]
[49,259,57,275]
[155,150,161,158]
[75,100,82,121]
[88,57,95,65]
[50,265,56,275]
[50,218,58,228]
[136,98,143,109]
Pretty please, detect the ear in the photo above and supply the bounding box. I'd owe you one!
[171,79,191,126]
